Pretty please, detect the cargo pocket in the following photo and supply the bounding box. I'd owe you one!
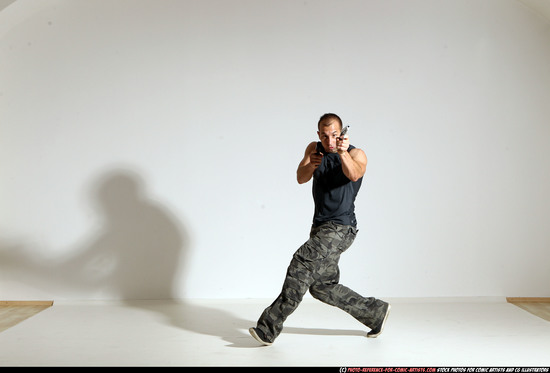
[337,226,357,253]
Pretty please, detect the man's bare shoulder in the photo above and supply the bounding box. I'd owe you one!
[306,141,317,150]
[301,141,317,156]
[349,147,367,163]
[349,146,366,156]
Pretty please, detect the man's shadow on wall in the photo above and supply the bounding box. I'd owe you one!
[1,169,187,299]
[83,169,188,299]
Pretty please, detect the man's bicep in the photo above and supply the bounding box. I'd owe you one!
[350,149,368,174]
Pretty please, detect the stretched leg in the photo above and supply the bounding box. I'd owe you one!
[309,228,389,331]
[310,277,387,330]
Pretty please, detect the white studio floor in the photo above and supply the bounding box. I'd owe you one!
[1,298,549,367]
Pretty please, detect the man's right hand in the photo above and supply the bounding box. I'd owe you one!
[297,141,322,184]
[310,152,323,168]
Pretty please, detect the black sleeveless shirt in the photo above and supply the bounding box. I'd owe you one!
[312,141,362,227]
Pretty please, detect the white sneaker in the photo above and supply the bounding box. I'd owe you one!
[249,327,273,346]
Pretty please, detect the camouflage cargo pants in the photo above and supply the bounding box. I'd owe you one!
[255,221,388,343]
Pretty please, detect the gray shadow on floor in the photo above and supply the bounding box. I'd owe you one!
[129,300,366,348]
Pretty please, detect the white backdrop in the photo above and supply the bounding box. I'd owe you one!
[1,0,550,300]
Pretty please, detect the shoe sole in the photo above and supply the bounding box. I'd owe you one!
[367,304,391,338]
[249,327,273,346]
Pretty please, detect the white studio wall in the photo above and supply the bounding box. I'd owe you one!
[1,0,550,300]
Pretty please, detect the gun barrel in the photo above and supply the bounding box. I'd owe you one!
[340,125,350,138]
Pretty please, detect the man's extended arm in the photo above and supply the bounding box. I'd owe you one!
[339,148,367,182]
[336,135,367,182]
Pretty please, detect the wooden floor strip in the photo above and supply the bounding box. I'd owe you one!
[0,301,53,333]
[507,297,550,322]
[506,297,550,303]
[0,300,53,306]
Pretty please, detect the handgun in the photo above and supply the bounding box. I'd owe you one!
[338,125,350,140]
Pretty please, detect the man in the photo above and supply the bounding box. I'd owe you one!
[249,113,390,346]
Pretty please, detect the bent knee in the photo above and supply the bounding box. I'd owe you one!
[309,284,330,300]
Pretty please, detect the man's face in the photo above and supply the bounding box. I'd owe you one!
[317,120,342,153]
